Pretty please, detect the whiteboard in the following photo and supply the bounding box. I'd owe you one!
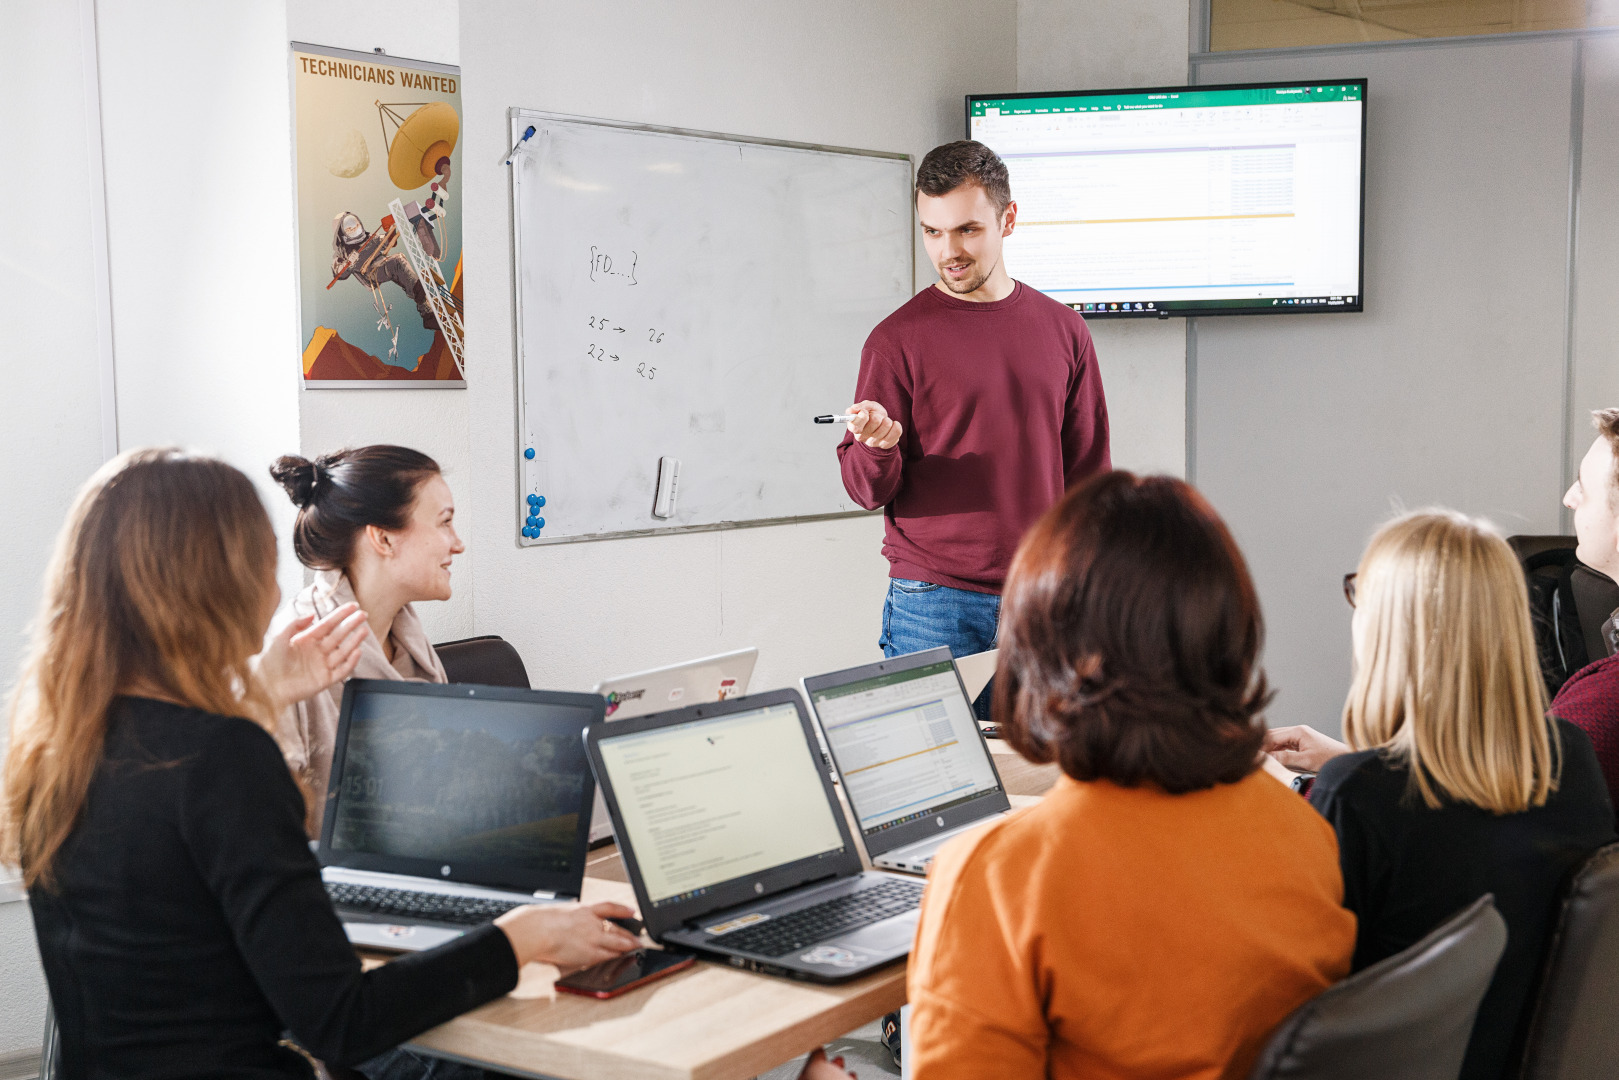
[509,110,913,544]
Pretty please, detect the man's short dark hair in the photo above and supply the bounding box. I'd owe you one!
[995,471,1272,793]
[1595,409,1619,507]
[915,141,1011,217]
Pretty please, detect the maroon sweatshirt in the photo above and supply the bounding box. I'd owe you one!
[837,282,1111,594]
[1551,652,1619,819]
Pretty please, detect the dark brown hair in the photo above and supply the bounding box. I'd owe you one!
[915,140,1012,216]
[995,471,1271,793]
[3,449,278,888]
[1595,409,1619,505]
[270,445,440,571]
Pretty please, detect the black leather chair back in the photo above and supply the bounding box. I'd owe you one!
[1248,894,1507,1080]
[1569,567,1619,666]
[1515,842,1619,1080]
[433,635,531,689]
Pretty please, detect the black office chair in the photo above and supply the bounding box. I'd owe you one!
[1510,535,1619,698]
[1247,894,1507,1080]
[1514,842,1619,1080]
[433,635,531,689]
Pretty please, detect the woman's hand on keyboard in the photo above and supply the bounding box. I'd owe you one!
[495,901,641,969]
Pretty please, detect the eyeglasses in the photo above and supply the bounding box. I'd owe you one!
[1343,572,1357,608]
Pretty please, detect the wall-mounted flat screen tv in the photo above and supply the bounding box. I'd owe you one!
[966,80,1365,318]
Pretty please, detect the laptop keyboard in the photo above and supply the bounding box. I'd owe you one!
[716,879,924,958]
[325,882,525,926]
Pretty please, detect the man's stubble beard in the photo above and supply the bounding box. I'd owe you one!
[936,254,1002,296]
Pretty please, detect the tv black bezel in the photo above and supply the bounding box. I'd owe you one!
[964,78,1367,319]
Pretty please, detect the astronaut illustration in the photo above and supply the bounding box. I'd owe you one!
[329,211,436,332]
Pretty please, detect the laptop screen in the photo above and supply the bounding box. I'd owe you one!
[808,659,1001,838]
[328,689,596,875]
[595,701,847,908]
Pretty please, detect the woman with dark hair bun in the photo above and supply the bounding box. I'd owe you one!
[269,445,464,837]
[805,471,1356,1080]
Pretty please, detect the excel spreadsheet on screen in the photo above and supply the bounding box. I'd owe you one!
[809,660,1000,837]
[968,81,1365,317]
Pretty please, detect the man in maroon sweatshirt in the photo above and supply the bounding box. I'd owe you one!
[1550,407,1619,819]
[837,141,1111,680]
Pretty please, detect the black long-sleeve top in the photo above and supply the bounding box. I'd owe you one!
[28,696,520,1079]
[1309,719,1616,1080]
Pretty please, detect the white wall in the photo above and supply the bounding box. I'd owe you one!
[0,0,111,1058]
[94,0,304,602]
[1572,36,1619,493]
[1015,0,1193,477]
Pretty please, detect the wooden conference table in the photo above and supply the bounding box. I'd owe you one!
[394,655,1054,1080]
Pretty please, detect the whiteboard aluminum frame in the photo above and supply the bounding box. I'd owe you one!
[507,108,913,546]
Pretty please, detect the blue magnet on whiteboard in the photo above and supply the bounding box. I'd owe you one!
[521,527,532,539]
[524,448,535,460]
[534,495,545,508]
[534,517,544,529]
[526,516,539,529]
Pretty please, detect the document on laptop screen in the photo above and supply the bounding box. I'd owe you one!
[810,661,1000,836]
[597,703,846,907]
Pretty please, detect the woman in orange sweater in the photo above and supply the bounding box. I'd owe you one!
[807,471,1356,1080]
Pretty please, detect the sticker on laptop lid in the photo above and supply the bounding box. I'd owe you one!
[704,911,769,936]
[718,678,739,700]
[668,686,685,701]
[604,688,646,717]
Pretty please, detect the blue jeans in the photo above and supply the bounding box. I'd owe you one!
[879,578,1000,723]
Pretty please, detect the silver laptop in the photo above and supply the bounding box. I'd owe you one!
[318,679,603,951]
[803,647,1010,875]
[586,647,758,843]
[585,689,922,983]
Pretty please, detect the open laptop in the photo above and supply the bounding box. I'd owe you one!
[318,679,604,952]
[586,647,758,843]
[803,647,1011,875]
[584,689,923,983]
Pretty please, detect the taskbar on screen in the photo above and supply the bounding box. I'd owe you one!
[1073,295,1361,317]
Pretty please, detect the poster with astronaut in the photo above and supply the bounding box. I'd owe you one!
[291,44,464,387]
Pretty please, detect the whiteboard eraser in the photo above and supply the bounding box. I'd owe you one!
[653,457,680,519]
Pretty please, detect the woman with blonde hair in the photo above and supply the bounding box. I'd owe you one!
[1266,509,1615,1080]
[1,449,637,1077]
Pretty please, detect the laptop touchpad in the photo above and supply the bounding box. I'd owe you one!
[838,914,916,951]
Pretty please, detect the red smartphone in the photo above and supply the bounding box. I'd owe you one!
[555,948,696,999]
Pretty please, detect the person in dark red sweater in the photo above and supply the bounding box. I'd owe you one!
[1550,407,1619,813]
[837,141,1110,677]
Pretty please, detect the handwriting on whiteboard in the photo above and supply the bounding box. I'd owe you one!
[589,246,639,285]
[585,312,664,380]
